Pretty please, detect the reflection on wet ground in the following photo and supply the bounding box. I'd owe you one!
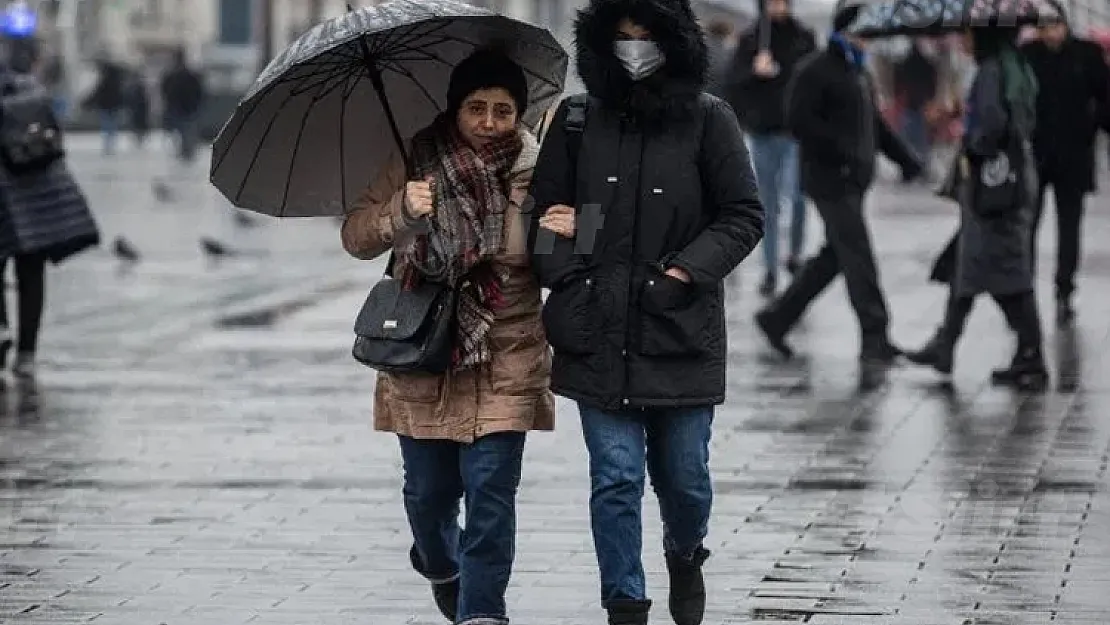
[2,141,1110,623]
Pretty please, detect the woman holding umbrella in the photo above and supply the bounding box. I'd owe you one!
[905,27,1048,390]
[340,48,553,625]
[209,4,569,621]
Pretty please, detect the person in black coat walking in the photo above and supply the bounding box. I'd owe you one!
[82,58,126,156]
[754,0,922,365]
[1020,16,1110,323]
[160,48,206,163]
[725,0,816,295]
[528,0,764,623]
[906,28,1048,391]
[0,65,100,376]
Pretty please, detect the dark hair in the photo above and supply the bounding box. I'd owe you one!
[972,27,1020,61]
[446,48,529,118]
[832,0,863,32]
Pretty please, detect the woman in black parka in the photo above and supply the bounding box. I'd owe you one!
[528,1,764,623]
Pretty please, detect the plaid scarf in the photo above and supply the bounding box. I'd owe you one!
[395,114,523,371]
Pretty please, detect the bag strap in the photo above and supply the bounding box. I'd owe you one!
[563,94,589,173]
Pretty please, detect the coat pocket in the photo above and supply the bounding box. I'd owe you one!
[637,273,711,357]
[541,275,599,355]
[386,371,443,403]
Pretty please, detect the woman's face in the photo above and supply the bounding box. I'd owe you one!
[616,18,652,41]
[455,87,519,150]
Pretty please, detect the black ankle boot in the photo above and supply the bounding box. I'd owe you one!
[905,330,954,375]
[607,599,652,625]
[759,272,776,297]
[410,546,458,622]
[991,347,1049,391]
[755,310,794,359]
[666,546,710,625]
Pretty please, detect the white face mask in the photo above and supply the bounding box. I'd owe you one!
[613,40,666,81]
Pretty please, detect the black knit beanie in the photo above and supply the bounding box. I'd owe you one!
[446,48,529,117]
[831,0,863,32]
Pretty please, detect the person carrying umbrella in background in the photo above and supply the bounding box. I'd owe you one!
[905,26,1048,390]
[209,3,570,622]
[840,0,1065,389]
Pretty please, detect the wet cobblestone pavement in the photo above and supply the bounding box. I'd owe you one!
[2,138,1110,623]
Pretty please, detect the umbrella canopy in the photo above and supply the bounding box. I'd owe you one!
[210,0,569,218]
[845,0,1064,38]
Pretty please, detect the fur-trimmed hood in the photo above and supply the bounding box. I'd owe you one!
[574,0,709,125]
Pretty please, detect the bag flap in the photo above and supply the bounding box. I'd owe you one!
[354,277,449,340]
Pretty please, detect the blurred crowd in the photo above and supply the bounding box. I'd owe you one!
[9,40,206,162]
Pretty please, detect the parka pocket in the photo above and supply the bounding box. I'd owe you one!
[541,275,599,355]
[387,371,443,403]
[637,272,712,357]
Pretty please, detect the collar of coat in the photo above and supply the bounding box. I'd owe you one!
[573,0,709,128]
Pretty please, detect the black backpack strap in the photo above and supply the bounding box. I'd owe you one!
[563,94,589,170]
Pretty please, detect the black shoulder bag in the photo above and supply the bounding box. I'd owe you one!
[970,65,1036,217]
[352,242,457,374]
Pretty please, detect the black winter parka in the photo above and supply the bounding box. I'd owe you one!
[527,0,765,411]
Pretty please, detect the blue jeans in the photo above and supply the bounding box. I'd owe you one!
[100,110,120,155]
[399,432,525,624]
[578,404,714,606]
[748,132,807,275]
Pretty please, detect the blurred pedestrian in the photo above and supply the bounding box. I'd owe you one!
[0,60,100,376]
[529,0,764,622]
[159,48,206,163]
[907,28,1048,391]
[1020,12,1110,324]
[754,0,922,364]
[81,56,126,156]
[724,0,816,295]
[892,38,939,180]
[704,18,735,97]
[340,49,554,625]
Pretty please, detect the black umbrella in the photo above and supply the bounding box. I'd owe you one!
[845,0,1063,38]
[210,0,569,218]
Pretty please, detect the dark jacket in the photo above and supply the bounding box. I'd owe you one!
[528,0,764,410]
[1020,37,1110,193]
[725,17,816,134]
[161,64,206,118]
[785,42,919,199]
[0,71,100,263]
[949,55,1038,298]
[83,62,125,112]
